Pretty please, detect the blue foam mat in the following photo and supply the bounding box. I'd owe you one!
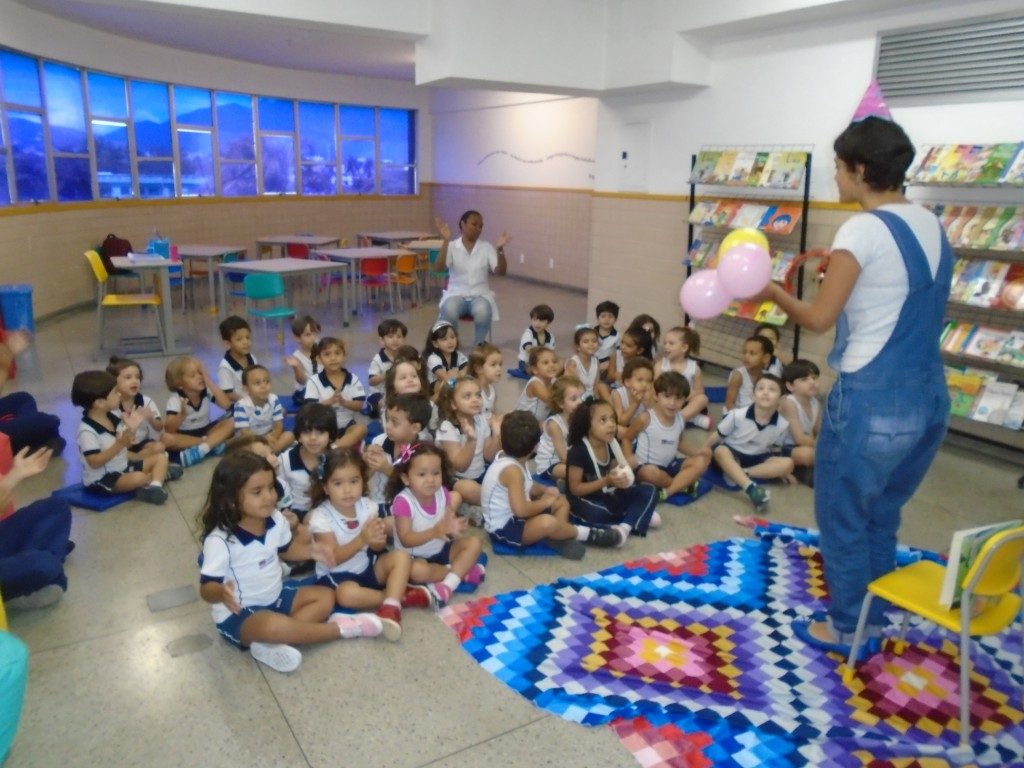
[507,367,530,381]
[705,385,727,404]
[52,483,133,511]
[661,475,714,506]
[531,473,558,488]
[491,539,560,557]
[455,552,489,593]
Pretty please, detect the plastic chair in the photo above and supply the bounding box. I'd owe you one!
[243,273,296,346]
[84,250,165,358]
[285,242,310,259]
[359,257,394,313]
[310,238,350,304]
[391,251,420,310]
[427,249,448,298]
[222,252,248,310]
[843,524,1024,747]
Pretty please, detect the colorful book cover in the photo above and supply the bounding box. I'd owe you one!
[762,205,802,235]
[956,206,994,248]
[748,152,770,186]
[977,143,1019,184]
[934,145,965,183]
[920,144,954,182]
[940,520,1022,608]
[971,380,1019,424]
[946,206,978,246]
[964,260,1010,307]
[949,258,969,294]
[942,321,977,353]
[1003,390,1024,430]
[977,207,1017,249]
[729,203,771,229]
[709,151,737,185]
[964,325,1011,360]
[940,205,964,235]
[992,264,1024,311]
[953,145,981,183]
[908,145,939,182]
[688,240,718,269]
[1006,218,1024,250]
[708,200,742,228]
[770,250,797,282]
[951,258,985,303]
[945,369,985,416]
[961,145,993,183]
[688,201,720,225]
[761,151,806,189]
[999,144,1024,185]
[727,151,757,185]
[691,151,721,184]
[991,210,1024,250]
[995,330,1024,367]
[732,299,761,319]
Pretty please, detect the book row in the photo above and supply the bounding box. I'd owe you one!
[924,204,1024,252]
[690,150,808,189]
[945,366,1024,429]
[688,200,803,235]
[908,143,1024,185]
[949,259,1024,310]
[941,321,1024,367]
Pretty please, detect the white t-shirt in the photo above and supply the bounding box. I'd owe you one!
[307,497,379,579]
[77,415,129,486]
[717,406,789,456]
[114,393,161,446]
[233,394,284,436]
[518,327,555,364]
[440,237,501,320]
[597,328,619,362]
[514,376,551,421]
[481,452,530,532]
[534,414,568,475]
[200,511,292,625]
[831,204,943,372]
[303,369,365,429]
[277,445,316,514]
[367,349,394,397]
[217,352,257,395]
[634,409,685,468]
[782,394,821,447]
[290,348,316,394]
[568,354,599,399]
[426,351,468,386]
[436,415,490,480]
[166,388,217,432]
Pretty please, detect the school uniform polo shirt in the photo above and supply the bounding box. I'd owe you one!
[303,370,365,429]
[217,352,258,395]
[166,388,216,432]
[518,328,555,364]
[597,328,619,362]
[77,415,129,486]
[115,393,161,445]
[277,445,315,513]
[368,349,394,396]
[426,351,469,386]
[233,394,283,437]
[717,406,790,456]
[307,498,379,578]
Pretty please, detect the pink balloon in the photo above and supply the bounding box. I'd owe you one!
[680,269,732,320]
[717,242,772,299]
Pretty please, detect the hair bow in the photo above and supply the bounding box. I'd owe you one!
[396,442,420,465]
[431,320,454,333]
[574,322,594,331]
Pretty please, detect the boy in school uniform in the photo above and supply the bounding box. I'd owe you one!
[217,315,257,403]
[779,359,822,485]
[725,335,773,411]
[363,394,433,510]
[627,372,711,501]
[703,373,794,512]
[366,319,408,419]
[232,365,294,453]
[517,304,555,373]
[594,300,620,377]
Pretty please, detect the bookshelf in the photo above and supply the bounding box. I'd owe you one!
[908,141,1024,457]
[685,145,813,365]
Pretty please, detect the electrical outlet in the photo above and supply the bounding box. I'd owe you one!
[548,258,554,269]
[519,253,524,264]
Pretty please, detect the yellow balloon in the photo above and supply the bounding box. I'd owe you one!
[718,227,769,258]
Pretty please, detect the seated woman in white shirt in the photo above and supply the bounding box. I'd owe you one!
[435,211,510,347]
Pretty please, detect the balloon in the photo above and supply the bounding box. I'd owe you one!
[1000,279,1024,311]
[680,269,732,320]
[718,227,769,258]
[717,242,772,299]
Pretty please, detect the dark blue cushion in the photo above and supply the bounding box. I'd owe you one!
[52,483,133,511]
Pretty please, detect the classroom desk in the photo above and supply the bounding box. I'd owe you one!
[110,255,190,356]
[214,257,349,320]
[176,245,247,314]
[254,234,341,259]
[356,230,434,247]
[312,247,406,324]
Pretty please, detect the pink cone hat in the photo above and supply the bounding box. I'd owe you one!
[852,79,892,122]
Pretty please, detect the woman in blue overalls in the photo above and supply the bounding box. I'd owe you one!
[761,117,952,651]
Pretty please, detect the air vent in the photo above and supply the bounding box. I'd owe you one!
[876,15,1024,100]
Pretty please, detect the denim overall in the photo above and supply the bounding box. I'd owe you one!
[815,209,952,633]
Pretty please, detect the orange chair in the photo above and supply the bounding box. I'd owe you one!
[84,250,165,358]
[391,252,420,310]
[359,257,394,313]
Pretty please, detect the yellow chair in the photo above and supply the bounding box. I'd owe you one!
[84,250,166,358]
[843,524,1024,747]
[391,251,420,310]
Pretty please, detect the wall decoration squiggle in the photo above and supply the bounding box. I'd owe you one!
[476,150,595,166]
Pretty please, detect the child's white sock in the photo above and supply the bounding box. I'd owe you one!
[615,523,631,547]
[148,481,163,488]
[575,525,591,542]
[442,572,461,592]
[383,597,401,609]
[197,443,211,458]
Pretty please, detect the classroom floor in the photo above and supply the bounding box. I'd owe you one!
[6,276,1022,768]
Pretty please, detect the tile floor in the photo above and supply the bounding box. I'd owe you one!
[5,276,1022,767]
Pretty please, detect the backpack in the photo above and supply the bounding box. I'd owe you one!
[100,233,134,275]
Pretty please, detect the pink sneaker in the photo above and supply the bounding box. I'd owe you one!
[464,563,487,586]
[329,612,384,639]
[428,582,453,609]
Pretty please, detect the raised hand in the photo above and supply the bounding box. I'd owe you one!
[4,331,32,356]
[9,446,53,482]
[364,517,388,549]
[435,217,451,241]
[284,355,299,369]
[459,416,476,440]
[496,231,511,249]
[222,580,242,614]
[310,541,337,569]
[440,509,468,538]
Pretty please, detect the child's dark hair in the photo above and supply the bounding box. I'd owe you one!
[782,359,820,385]
[527,345,557,370]
[627,314,661,344]
[530,304,554,322]
[378,318,408,338]
[241,364,269,387]
[758,373,785,393]
[754,323,780,342]
[621,357,654,381]
[622,327,653,359]
[394,345,422,365]
[459,209,482,228]
[311,448,368,507]
[500,410,542,458]
[312,336,345,363]
[671,326,701,355]
[384,358,429,402]
[574,325,598,346]
[833,117,914,192]
[71,370,116,410]
[198,452,274,540]
[291,315,321,337]
[550,375,583,413]
[567,397,614,446]
[219,315,250,341]
[388,393,432,431]
[468,343,501,379]
[745,335,774,356]
[295,402,339,442]
[384,443,453,502]
[437,377,479,427]
[106,356,142,381]
[423,321,458,360]
[595,300,619,319]
[653,371,690,399]
[225,433,271,455]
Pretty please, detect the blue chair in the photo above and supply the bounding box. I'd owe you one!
[223,252,248,309]
[244,273,296,346]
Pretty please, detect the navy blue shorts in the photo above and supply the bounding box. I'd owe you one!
[779,444,796,458]
[640,457,683,476]
[129,438,156,453]
[417,540,453,566]
[177,417,226,439]
[87,460,144,494]
[215,584,299,649]
[489,517,527,547]
[722,446,773,469]
[316,557,382,590]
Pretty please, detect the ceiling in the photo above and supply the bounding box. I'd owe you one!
[14,0,418,80]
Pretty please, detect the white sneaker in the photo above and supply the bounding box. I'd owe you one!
[691,414,712,430]
[6,584,64,611]
[648,511,663,530]
[250,642,302,673]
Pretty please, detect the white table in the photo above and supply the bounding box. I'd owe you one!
[255,234,341,259]
[110,255,190,356]
[356,230,435,247]
[313,247,407,322]
[177,244,247,313]
[214,257,350,321]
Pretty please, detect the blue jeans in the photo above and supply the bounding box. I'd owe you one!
[814,377,949,633]
[439,296,492,346]
[0,496,72,598]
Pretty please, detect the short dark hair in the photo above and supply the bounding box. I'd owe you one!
[378,318,408,338]
[527,345,557,369]
[833,117,915,192]
[241,364,269,386]
[388,394,432,431]
[745,335,774,357]
[754,323,780,341]
[500,410,542,458]
[106,355,142,381]
[291,315,321,337]
[782,359,820,385]
[459,210,482,228]
[653,371,690,399]
[72,370,116,410]
[758,373,785,393]
[530,304,554,322]
[219,315,250,341]
[621,357,654,381]
[574,326,598,346]
[312,449,368,507]
[294,402,339,441]
[595,300,619,319]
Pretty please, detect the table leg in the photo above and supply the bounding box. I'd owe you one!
[208,257,218,314]
[158,267,179,354]
[218,268,228,321]
[341,262,350,326]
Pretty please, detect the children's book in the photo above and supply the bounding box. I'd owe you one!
[770,249,797,282]
[709,201,742,228]
[971,380,1018,424]
[908,145,939,182]
[940,205,964,237]
[945,368,986,416]
[941,321,977,354]
[748,151,770,186]
[999,144,1024,185]
[727,151,757,185]
[709,151,738,185]
[951,259,985,303]
[687,240,718,269]
[939,520,1022,609]
[995,330,1024,367]
[961,145,993,184]
[762,204,803,235]
[948,258,968,294]
[963,260,1009,307]
[756,301,788,325]
[688,201,720,225]
[964,325,1011,360]
[956,206,995,248]
[992,264,1024,311]
[1003,390,1024,430]
[935,145,965,183]
[691,151,722,184]
[919,145,952,182]
[730,203,771,229]
[977,143,1019,184]
[977,207,1017,249]
[946,206,978,245]
[988,209,1024,251]
[761,151,806,189]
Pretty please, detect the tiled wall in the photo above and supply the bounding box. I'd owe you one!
[0,195,430,318]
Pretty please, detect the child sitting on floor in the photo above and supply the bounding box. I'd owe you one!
[659,327,711,429]
[285,315,320,408]
[436,377,500,507]
[365,318,408,419]
[467,343,504,420]
[779,359,821,484]
[725,335,773,411]
[423,321,468,400]
[217,315,257,404]
[534,375,584,482]
[515,346,561,421]
[106,356,165,459]
[277,403,337,523]
[612,357,654,439]
[517,304,555,373]
[755,323,791,377]
[594,300,620,377]
[303,337,367,449]
[364,394,433,510]
[162,356,235,466]
[233,364,294,453]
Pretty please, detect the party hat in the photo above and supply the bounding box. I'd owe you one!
[851,79,892,122]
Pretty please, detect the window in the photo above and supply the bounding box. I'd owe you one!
[0,46,417,206]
